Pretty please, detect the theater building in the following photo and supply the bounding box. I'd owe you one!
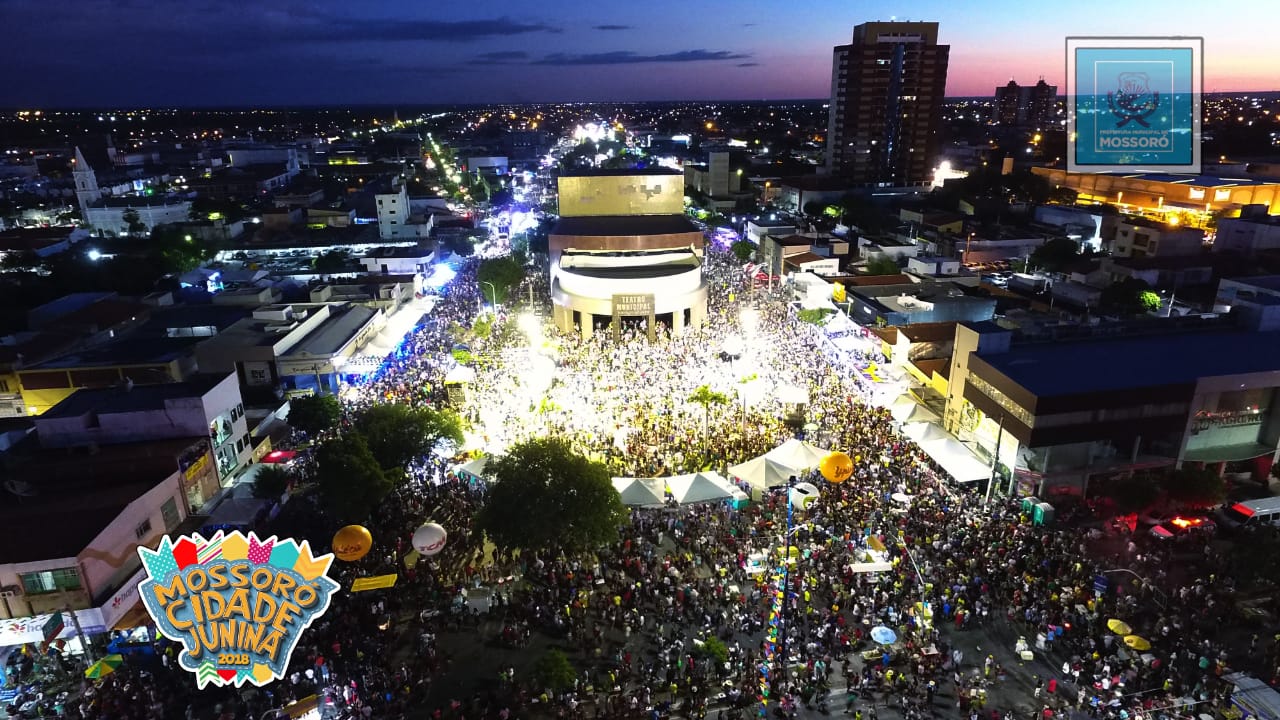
[549,169,708,340]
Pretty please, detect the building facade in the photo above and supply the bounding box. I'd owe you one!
[825,22,950,187]
[991,79,1058,127]
[549,170,708,339]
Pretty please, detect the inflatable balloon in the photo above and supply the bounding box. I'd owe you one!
[332,525,373,562]
[412,522,448,556]
[819,451,854,484]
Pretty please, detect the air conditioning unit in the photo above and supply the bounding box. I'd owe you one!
[0,586,21,598]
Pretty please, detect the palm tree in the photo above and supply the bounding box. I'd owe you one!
[688,384,729,449]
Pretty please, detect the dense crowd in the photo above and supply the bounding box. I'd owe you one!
[17,242,1278,720]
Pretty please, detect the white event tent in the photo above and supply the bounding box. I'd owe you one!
[666,471,735,504]
[917,437,991,483]
[764,438,829,472]
[727,455,799,490]
[611,477,667,507]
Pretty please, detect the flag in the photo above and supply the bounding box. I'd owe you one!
[42,613,65,643]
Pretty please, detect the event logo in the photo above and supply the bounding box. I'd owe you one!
[1107,73,1158,128]
[137,531,339,689]
[1066,37,1201,173]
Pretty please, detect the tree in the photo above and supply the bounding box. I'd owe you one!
[1160,467,1226,508]
[698,637,729,669]
[475,257,525,304]
[1099,278,1160,316]
[252,465,292,500]
[797,308,833,325]
[864,256,900,276]
[1029,238,1084,273]
[121,208,147,237]
[353,403,464,472]
[688,385,730,448]
[730,240,756,263]
[313,249,351,274]
[287,394,342,436]
[477,437,627,553]
[802,200,826,218]
[1107,474,1161,515]
[533,649,576,692]
[315,434,390,521]
[839,194,888,234]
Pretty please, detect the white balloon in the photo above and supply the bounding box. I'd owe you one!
[412,523,448,556]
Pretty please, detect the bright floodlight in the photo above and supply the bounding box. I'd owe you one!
[741,308,759,335]
[87,249,101,261]
[519,313,540,340]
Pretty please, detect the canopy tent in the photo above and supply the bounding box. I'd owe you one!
[917,437,991,483]
[444,365,477,384]
[611,477,667,507]
[667,471,734,504]
[727,455,798,490]
[765,438,829,471]
[775,384,810,405]
[902,422,949,444]
[455,455,490,479]
[823,311,858,335]
[206,496,268,529]
[889,397,940,424]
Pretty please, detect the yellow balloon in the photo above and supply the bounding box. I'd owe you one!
[819,451,854,484]
[332,525,373,562]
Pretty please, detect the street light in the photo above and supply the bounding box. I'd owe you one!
[481,281,498,309]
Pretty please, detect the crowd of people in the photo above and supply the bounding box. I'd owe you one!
[18,240,1275,720]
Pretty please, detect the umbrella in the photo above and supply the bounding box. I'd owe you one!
[891,492,913,504]
[1106,619,1132,635]
[1123,635,1151,651]
[870,626,897,645]
[85,654,124,679]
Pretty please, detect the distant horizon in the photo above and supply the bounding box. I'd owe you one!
[5,89,1280,114]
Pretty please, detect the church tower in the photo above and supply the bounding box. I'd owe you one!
[72,146,101,219]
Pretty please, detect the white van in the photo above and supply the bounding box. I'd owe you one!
[1216,497,1280,530]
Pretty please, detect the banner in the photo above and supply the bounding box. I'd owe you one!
[138,531,339,689]
[350,574,398,593]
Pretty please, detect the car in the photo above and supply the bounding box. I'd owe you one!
[1149,515,1216,539]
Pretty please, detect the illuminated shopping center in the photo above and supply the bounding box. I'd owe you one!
[549,169,707,339]
[1032,167,1280,227]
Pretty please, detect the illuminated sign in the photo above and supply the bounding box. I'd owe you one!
[1067,36,1201,173]
[557,175,685,217]
[612,293,655,342]
[138,531,339,688]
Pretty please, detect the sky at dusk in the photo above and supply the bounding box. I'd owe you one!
[3,0,1276,107]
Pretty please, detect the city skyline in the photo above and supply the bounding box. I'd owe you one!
[2,0,1277,107]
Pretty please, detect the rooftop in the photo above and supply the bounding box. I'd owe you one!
[0,437,199,564]
[786,252,832,265]
[551,214,701,237]
[899,321,959,343]
[1103,172,1280,188]
[284,304,378,357]
[772,234,816,247]
[32,336,201,369]
[559,168,681,177]
[980,329,1280,397]
[39,373,230,419]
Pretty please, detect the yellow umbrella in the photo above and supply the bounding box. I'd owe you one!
[84,654,124,679]
[1123,635,1151,651]
[1106,619,1132,635]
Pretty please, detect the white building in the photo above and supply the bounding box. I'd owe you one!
[73,147,191,236]
[375,184,432,240]
[1214,206,1280,257]
[0,437,206,631]
[1112,218,1205,259]
[33,372,250,486]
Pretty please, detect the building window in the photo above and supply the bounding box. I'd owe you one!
[161,497,181,530]
[135,518,153,539]
[20,568,82,595]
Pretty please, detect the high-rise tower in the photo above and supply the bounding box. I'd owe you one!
[825,22,950,187]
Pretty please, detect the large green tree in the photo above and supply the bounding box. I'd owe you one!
[315,434,390,521]
[1160,467,1227,508]
[864,255,901,276]
[730,240,756,262]
[475,256,525,304]
[688,385,730,448]
[1029,237,1085,273]
[288,394,342,436]
[252,465,293,500]
[533,649,577,692]
[1099,278,1161,316]
[353,403,464,471]
[477,437,627,553]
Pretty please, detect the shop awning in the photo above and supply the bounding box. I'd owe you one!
[917,437,991,483]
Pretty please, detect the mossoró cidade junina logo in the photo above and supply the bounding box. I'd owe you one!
[138,531,339,688]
